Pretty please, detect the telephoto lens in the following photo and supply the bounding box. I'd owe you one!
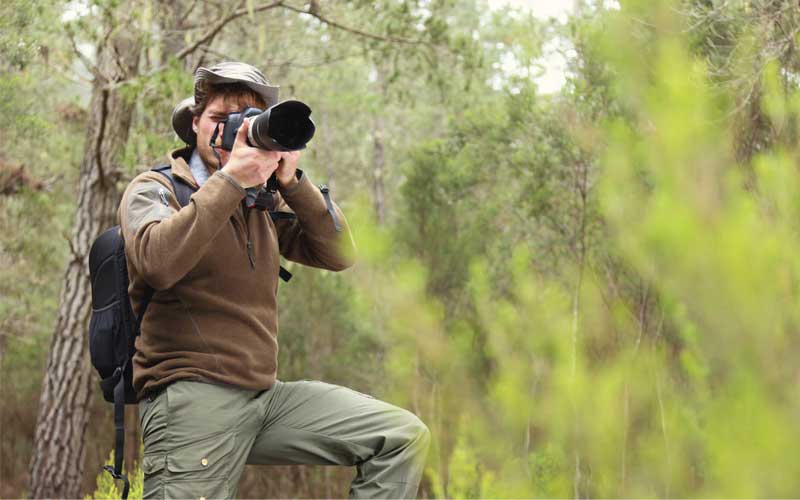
[217,100,315,152]
[248,100,315,151]
[213,100,316,211]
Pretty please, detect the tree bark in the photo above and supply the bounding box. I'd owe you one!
[371,66,389,226]
[372,114,386,225]
[28,28,141,499]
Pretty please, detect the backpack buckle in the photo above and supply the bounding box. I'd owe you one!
[102,465,131,498]
[99,366,123,395]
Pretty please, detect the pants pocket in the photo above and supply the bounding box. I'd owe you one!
[162,431,237,499]
[141,453,166,499]
[166,431,235,474]
[140,391,169,456]
[141,403,237,499]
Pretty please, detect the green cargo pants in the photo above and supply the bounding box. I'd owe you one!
[138,379,430,499]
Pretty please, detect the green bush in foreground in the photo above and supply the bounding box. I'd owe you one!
[85,450,143,500]
[347,1,800,497]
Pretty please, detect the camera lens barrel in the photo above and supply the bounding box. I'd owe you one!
[248,100,315,151]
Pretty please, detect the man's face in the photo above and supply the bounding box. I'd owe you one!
[192,93,262,171]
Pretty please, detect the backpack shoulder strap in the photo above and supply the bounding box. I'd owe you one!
[126,164,191,330]
[151,164,196,208]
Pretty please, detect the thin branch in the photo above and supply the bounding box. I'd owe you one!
[196,44,237,62]
[180,0,201,20]
[52,59,93,86]
[174,0,281,60]
[654,361,671,497]
[272,51,362,69]
[105,0,431,92]
[67,29,102,81]
[104,0,284,91]
[0,329,35,345]
[279,3,432,47]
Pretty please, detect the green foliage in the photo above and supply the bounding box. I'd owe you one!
[0,0,63,71]
[6,0,800,497]
[345,1,800,497]
[277,262,386,391]
[0,3,84,486]
[85,449,144,500]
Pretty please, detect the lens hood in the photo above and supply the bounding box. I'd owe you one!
[248,100,315,151]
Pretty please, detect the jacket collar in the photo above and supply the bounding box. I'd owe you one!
[168,147,201,190]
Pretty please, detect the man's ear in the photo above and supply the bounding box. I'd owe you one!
[192,115,199,133]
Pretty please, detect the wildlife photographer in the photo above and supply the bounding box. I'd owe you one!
[119,61,430,499]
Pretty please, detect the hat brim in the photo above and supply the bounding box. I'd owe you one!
[172,97,198,146]
[171,69,280,145]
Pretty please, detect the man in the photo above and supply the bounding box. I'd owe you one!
[119,61,430,499]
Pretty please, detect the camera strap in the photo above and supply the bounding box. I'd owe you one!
[251,172,283,211]
[210,122,224,171]
[266,172,279,192]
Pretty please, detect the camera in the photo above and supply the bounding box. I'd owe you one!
[213,100,315,152]
[209,100,316,209]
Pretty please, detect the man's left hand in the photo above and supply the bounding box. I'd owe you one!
[276,151,301,189]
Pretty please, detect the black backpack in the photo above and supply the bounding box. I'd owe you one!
[87,165,196,497]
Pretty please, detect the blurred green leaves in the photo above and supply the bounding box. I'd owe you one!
[5,0,800,497]
[343,0,800,497]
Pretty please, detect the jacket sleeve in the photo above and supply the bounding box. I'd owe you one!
[274,171,356,271]
[118,170,246,290]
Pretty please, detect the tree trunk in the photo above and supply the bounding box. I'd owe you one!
[159,0,184,64]
[371,66,389,226]
[372,114,386,226]
[28,28,141,499]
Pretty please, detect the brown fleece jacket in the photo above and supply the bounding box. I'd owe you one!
[118,147,356,400]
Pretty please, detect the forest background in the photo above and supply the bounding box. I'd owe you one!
[2,0,800,497]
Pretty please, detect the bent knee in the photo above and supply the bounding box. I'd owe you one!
[401,411,431,449]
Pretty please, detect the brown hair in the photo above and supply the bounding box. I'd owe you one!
[190,82,267,116]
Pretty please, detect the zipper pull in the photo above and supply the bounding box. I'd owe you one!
[318,184,342,232]
[246,239,255,269]
[158,187,169,207]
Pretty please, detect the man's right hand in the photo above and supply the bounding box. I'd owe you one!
[221,118,281,189]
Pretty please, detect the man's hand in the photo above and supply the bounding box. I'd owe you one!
[276,150,301,189]
[221,118,281,188]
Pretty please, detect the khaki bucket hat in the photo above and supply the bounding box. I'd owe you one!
[171,61,280,145]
